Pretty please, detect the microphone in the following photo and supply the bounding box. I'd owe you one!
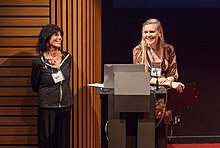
[147,45,159,91]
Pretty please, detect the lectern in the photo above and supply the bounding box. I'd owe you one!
[96,64,155,148]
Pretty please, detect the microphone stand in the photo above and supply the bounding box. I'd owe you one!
[156,74,159,91]
[148,46,159,91]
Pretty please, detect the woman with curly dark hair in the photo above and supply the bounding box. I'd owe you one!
[31,24,73,148]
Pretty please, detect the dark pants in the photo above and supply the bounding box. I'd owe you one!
[155,124,168,148]
[38,106,72,148]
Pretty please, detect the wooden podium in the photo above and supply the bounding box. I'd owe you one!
[96,71,155,148]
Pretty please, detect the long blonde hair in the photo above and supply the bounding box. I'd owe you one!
[141,18,165,64]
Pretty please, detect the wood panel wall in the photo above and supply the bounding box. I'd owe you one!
[0,0,102,148]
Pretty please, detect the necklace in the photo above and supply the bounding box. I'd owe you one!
[44,50,62,66]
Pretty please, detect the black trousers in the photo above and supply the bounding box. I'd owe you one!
[38,106,72,148]
[155,124,168,148]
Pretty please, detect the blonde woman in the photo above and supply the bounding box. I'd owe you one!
[133,18,184,148]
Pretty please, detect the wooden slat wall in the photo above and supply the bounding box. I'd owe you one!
[51,0,102,147]
[0,0,102,148]
[0,0,48,147]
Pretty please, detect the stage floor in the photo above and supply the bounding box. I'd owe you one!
[168,144,220,148]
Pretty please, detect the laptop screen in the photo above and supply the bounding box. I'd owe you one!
[103,64,145,88]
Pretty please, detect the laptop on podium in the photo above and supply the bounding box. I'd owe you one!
[103,64,146,88]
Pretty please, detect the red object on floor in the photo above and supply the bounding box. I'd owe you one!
[168,144,220,148]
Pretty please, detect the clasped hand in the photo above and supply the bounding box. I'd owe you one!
[170,82,185,93]
[159,77,185,93]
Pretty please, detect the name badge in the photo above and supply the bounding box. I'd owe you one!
[51,70,65,83]
[151,67,161,77]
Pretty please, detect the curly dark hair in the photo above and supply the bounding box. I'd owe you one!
[36,24,63,54]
